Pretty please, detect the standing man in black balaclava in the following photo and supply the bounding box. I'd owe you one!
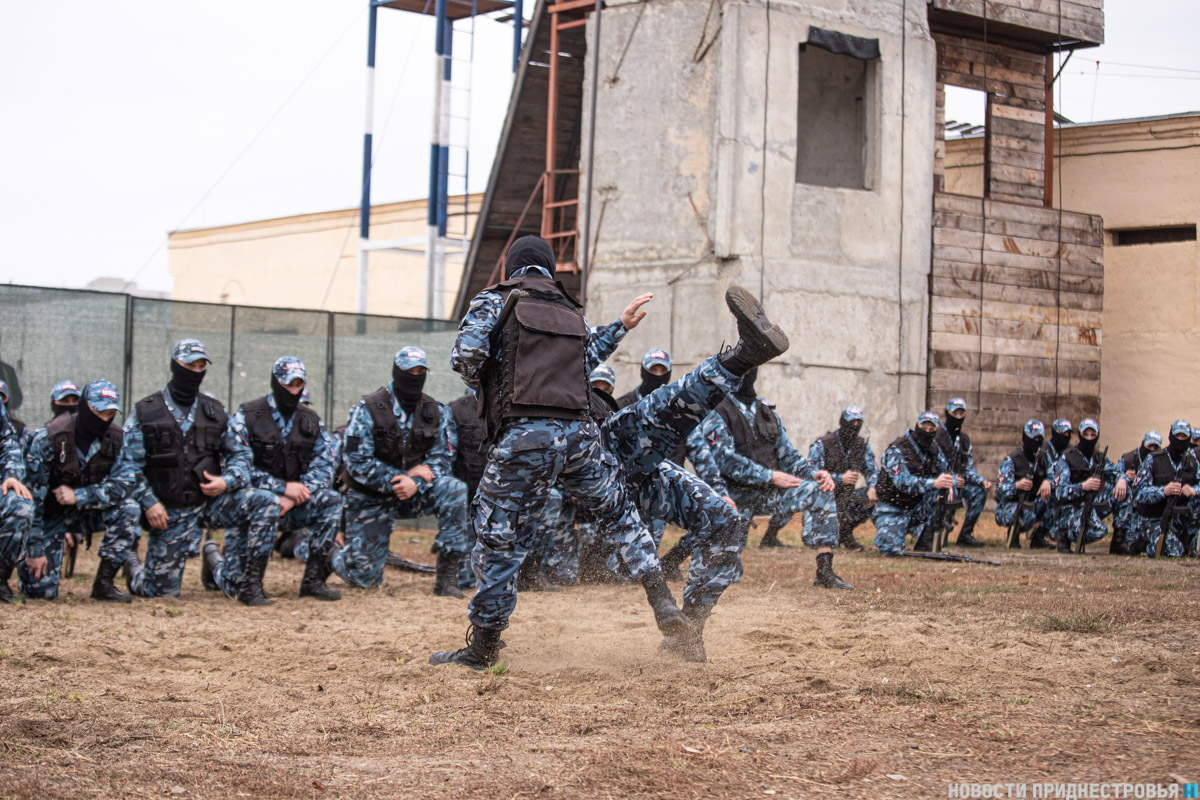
[934,397,992,547]
[330,346,470,597]
[807,406,878,551]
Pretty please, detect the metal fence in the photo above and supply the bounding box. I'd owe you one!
[0,285,463,428]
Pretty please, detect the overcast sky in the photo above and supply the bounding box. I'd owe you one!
[0,0,1197,298]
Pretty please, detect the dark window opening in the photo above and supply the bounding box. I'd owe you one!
[1110,226,1197,246]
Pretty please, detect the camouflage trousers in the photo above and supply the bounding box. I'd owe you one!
[728,481,840,549]
[834,486,873,536]
[333,476,469,589]
[994,496,1049,532]
[468,418,659,631]
[0,491,34,570]
[276,488,344,563]
[1055,502,1110,545]
[872,492,938,556]
[542,494,580,584]
[131,488,278,598]
[958,483,987,525]
[1134,513,1190,558]
[19,497,141,599]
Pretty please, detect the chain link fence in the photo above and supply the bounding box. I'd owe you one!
[0,285,462,429]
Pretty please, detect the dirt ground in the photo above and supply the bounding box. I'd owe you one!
[1,516,1198,799]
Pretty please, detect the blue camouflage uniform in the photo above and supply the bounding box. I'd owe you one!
[994,420,1050,532]
[1049,418,1121,546]
[872,413,950,556]
[1131,420,1200,558]
[1110,431,1160,551]
[702,397,839,549]
[0,381,31,455]
[331,359,469,589]
[453,266,665,631]
[0,403,34,591]
[17,381,143,599]
[1042,418,1075,543]
[230,391,342,569]
[807,407,879,542]
[936,398,988,540]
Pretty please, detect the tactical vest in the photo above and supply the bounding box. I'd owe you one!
[875,434,937,510]
[1064,448,1099,485]
[481,272,590,440]
[1007,447,1048,491]
[136,392,228,508]
[935,428,972,465]
[341,387,441,497]
[818,431,867,476]
[1138,450,1198,518]
[1120,447,1142,475]
[449,393,487,488]
[714,397,780,475]
[43,413,123,519]
[240,397,320,482]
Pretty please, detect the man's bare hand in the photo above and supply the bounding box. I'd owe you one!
[284,482,310,504]
[770,471,801,489]
[408,465,435,484]
[867,487,877,506]
[982,479,993,491]
[1184,484,1197,499]
[1081,477,1102,492]
[146,503,169,530]
[1037,481,1052,500]
[814,470,835,493]
[53,485,77,506]
[25,556,47,581]
[391,474,418,501]
[1015,477,1033,492]
[279,495,296,515]
[1113,478,1128,502]
[620,293,654,330]
[200,471,227,498]
[932,473,955,491]
[841,470,860,486]
[1125,469,1137,481]
[1,477,31,500]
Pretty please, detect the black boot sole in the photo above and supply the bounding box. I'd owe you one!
[726,286,790,359]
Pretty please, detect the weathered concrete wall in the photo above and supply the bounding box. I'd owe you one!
[581,0,936,447]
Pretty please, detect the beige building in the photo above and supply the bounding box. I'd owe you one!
[168,194,481,318]
[946,111,1200,452]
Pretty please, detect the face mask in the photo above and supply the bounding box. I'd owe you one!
[733,367,757,404]
[74,402,111,453]
[838,418,862,446]
[1050,430,1071,452]
[1138,445,1153,461]
[51,402,75,418]
[271,377,302,418]
[392,366,426,414]
[944,414,964,437]
[638,367,671,396]
[1022,434,1043,461]
[1168,435,1190,459]
[168,361,206,408]
[1077,435,1097,459]
[911,427,936,451]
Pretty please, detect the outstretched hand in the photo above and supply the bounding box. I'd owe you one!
[620,293,654,330]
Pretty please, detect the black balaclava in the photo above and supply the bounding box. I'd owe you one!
[1077,433,1098,459]
[1022,433,1043,461]
[838,416,862,449]
[638,367,672,397]
[51,401,75,418]
[1168,434,1190,460]
[271,377,302,419]
[911,425,936,452]
[944,413,964,439]
[1138,443,1154,462]
[168,361,206,408]
[504,236,557,279]
[733,367,757,404]
[392,366,426,415]
[1050,428,1072,453]
[74,403,111,454]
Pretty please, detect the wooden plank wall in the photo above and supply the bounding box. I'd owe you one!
[930,0,1104,47]
[929,32,1103,480]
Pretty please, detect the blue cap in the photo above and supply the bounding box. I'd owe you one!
[51,380,81,402]
[1052,418,1073,435]
[1170,419,1191,438]
[394,346,428,371]
[642,348,671,371]
[172,338,211,365]
[841,405,864,423]
[83,380,120,413]
[945,397,967,414]
[1191,427,1200,441]
[272,356,306,385]
[1023,419,1045,439]
[1078,417,1099,435]
[1143,430,1163,448]
[0,380,11,402]
[917,411,941,429]
[589,365,616,387]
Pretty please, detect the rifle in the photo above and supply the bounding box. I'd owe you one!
[1154,450,1196,558]
[833,435,870,511]
[1074,445,1109,554]
[901,551,1001,566]
[931,439,964,553]
[385,551,436,574]
[1006,443,1049,549]
[61,530,91,579]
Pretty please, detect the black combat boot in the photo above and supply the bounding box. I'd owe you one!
[236,554,272,607]
[1055,529,1072,553]
[1109,529,1131,555]
[90,558,132,603]
[0,561,17,603]
[641,569,694,636]
[955,517,984,547]
[121,552,143,593]
[1028,523,1052,549]
[433,551,465,599]
[275,529,304,559]
[913,527,935,552]
[717,286,791,375]
[299,548,341,601]
[660,602,711,663]
[428,624,503,670]
[201,541,222,591]
[659,539,689,582]
[813,552,853,590]
[838,523,865,551]
[759,522,794,548]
